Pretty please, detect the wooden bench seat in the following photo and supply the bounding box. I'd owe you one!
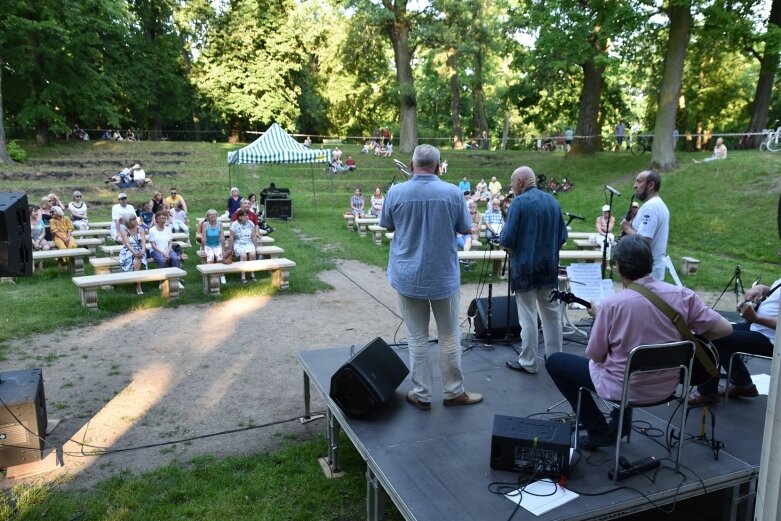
[33,248,91,275]
[355,217,379,237]
[72,267,186,308]
[196,258,296,294]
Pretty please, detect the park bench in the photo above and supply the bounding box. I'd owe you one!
[47,238,104,255]
[368,225,387,245]
[33,248,91,275]
[87,221,113,229]
[72,229,111,240]
[343,214,355,230]
[196,245,284,261]
[457,249,603,263]
[196,258,296,294]
[355,217,379,237]
[72,267,186,309]
[100,242,190,257]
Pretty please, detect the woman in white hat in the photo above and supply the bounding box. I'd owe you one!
[595,204,615,235]
[68,190,89,230]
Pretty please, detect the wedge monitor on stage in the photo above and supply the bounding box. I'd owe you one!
[469,296,521,339]
[330,337,409,418]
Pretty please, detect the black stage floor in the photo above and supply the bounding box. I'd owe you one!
[299,338,767,520]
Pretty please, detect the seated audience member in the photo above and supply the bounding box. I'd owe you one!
[73,125,88,140]
[112,130,124,141]
[472,178,489,202]
[150,191,166,214]
[47,193,65,211]
[231,198,259,226]
[595,204,615,235]
[67,190,89,230]
[170,202,189,234]
[201,210,226,275]
[345,155,356,171]
[40,196,53,241]
[488,176,502,196]
[689,274,780,405]
[248,193,260,215]
[147,211,182,277]
[108,166,134,188]
[227,187,242,217]
[228,209,258,283]
[131,163,149,187]
[165,187,187,213]
[118,213,147,294]
[139,202,154,230]
[500,193,514,218]
[126,129,137,142]
[49,206,78,267]
[370,188,384,217]
[561,177,573,192]
[456,232,473,271]
[693,137,727,163]
[458,176,472,194]
[303,135,312,148]
[101,129,112,140]
[468,202,483,244]
[29,206,50,271]
[383,142,393,157]
[440,159,448,175]
[361,141,372,155]
[111,193,136,243]
[330,159,349,174]
[350,188,366,219]
[545,235,731,449]
[332,147,343,162]
[374,144,385,157]
[483,196,504,241]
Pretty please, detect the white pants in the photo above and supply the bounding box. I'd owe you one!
[397,292,464,402]
[514,287,562,372]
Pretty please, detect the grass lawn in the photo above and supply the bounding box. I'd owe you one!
[0,140,779,519]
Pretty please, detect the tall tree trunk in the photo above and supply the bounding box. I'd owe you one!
[385,5,418,154]
[473,48,489,149]
[447,48,463,150]
[501,109,510,150]
[570,58,604,155]
[651,1,691,172]
[0,58,13,164]
[746,0,781,147]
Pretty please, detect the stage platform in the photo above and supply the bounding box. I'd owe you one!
[298,338,767,521]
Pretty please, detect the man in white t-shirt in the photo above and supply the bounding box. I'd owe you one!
[131,163,147,187]
[620,170,669,280]
[111,193,136,243]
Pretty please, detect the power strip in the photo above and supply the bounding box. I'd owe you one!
[607,456,661,481]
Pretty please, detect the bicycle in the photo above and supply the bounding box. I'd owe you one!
[760,127,781,152]
[629,134,651,155]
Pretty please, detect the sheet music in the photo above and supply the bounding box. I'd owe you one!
[566,263,615,305]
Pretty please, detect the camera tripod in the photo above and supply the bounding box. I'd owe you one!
[713,265,746,309]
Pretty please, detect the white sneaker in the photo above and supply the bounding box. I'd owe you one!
[178,282,184,289]
[220,275,227,284]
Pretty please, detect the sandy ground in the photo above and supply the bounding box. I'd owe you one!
[3,261,729,490]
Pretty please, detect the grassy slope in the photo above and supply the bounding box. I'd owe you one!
[0,141,778,518]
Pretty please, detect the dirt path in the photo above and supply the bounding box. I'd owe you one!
[4,262,731,490]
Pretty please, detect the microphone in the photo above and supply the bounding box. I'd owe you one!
[605,185,621,197]
[393,159,412,179]
[565,212,585,221]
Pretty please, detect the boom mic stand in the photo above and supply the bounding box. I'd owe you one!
[602,186,621,278]
[713,265,746,309]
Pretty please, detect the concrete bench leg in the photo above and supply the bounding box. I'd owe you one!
[202,274,221,295]
[166,278,181,299]
[72,257,85,275]
[80,288,98,309]
[358,225,368,237]
[372,231,382,245]
[272,268,290,289]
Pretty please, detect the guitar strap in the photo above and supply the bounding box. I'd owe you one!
[626,282,717,379]
[755,282,781,312]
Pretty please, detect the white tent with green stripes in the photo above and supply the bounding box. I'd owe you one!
[227,123,331,215]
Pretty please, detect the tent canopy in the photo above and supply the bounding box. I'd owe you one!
[227,123,330,165]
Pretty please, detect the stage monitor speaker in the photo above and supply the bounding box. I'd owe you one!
[265,198,292,219]
[0,368,47,468]
[469,296,521,339]
[330,337,409,418]
[0,192,30,241]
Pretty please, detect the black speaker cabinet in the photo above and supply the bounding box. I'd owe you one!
[0,192,32,277]
[0,368,47,468]
[469,296,521,339]
[265,198,292,219]
[330,337,409,418]
[0,192,30,241]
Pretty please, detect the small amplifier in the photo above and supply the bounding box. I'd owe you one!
[490,415,570,477]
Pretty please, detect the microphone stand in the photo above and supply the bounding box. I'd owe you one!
[485,240,495,341]
[601,193,617,279]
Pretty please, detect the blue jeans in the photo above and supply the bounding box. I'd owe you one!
[546,353,608,435]
[397,292,464,402]
[698,321,773,394]
[150,249,181,269]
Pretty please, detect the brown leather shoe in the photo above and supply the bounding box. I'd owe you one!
[687,391,721,406]
[406,391,431,411]
[443,391,483,407]
[720,383,759,399]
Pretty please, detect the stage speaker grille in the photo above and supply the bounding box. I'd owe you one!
[468,296,521,339]
[265,198,292,219]
[330,337,409,418]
